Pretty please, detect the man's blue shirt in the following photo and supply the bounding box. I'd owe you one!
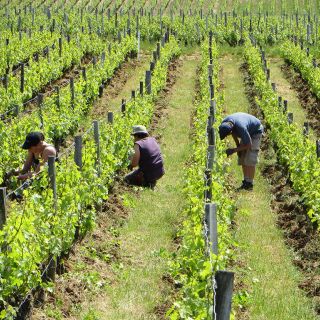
[221,112,263,145]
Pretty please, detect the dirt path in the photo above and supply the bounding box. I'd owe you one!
[220,51,318,320]
[267,57,315,140]
[85,52,199,320]
[88,51,151,118]
[32,51,199,319]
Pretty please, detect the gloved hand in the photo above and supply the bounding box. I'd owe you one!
[226,148,235,157]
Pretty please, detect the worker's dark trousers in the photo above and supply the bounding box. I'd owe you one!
[124,169,156,188]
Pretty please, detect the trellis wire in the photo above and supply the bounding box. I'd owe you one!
[17,255,55,311]
[0,55,95,120]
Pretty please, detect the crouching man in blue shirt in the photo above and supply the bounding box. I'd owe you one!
[219,112,263,190]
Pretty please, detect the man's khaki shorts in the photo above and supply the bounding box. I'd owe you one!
[237,133,262,166]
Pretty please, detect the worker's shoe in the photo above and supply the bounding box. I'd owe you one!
[238,180,253,191]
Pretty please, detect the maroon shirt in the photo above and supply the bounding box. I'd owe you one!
[135,137,164,182]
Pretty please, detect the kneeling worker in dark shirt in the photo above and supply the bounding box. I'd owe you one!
[219,112,263,191]
[125,125,164,188]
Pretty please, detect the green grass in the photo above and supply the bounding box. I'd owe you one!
[82,52,199,319]
[220,52,318,319]
[266,57,316,140]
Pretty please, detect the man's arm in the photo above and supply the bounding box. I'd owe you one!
[130,144,140,168]
[226,128,252,156]
[232,133,240,147]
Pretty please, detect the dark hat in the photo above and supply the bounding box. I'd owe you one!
[131,125,148,135]
[219,122,233,140]
[22,132,44,149]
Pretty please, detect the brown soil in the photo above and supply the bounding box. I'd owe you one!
[281,63,320,136]
[242,61,320,315]
[31,53,182,320]
[22,54,94,114]
[219,63,250,320]
[31,182,133,320]
[89,53,148,119]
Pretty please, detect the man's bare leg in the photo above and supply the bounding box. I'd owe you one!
[242,165,255,182]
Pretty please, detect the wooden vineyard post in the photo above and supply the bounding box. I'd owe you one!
[99,84,104,97]
[204,169,212,201]
[38,93,44,129]
[93,121,101,177]
[271,82,276,91]
[131,90,136,99]
[278,96,282,108]
[55,86,60,111]
[121,99,126,114]
[137,31,141,60]
[0,188,7,230]
[48,156,57,212]
[47,156,57,282]
[140,81,144,96]
[316,140,320,158]
[108,111,114,124]
[207,145,215,170]
[59,37,62,57]
[210,100,216,122]
[283,100,288,113]
[303,122,309,136]
[145,70,151,94]
[205,203,218,255]
[150,61,155,72]
[20,63,24,93]
[214,271,235,320]
[287,112,293,124]
[74,136,82,170]
[70,77,75,109]
[210,84,214,99]
[208,125,215,146]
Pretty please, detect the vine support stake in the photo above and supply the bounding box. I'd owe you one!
[107,111,114,124]
[74,135,82,170]
[20,62,24,93]
[283,100,288,113]
[207,145,215,170]
[208,64,213,77]
[140,81,144,96]
[303,122,309,136]
[287,112,293,124]
[48,156,57,212]
[214,270,235,320]
[0,188,7,230]
[145,70,151,94]
[93,121,101,176]
[121,99,126,114]
[58,37,62,57]
[37,93,44,129]
[316,140,320,158]
[70,77,75,109]
[271,82,276,91]
[55,86,60,111]
[204,170,212,201]
[208,127,215,146]
[205,203,218,255]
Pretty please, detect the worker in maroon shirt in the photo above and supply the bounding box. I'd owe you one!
[125,125,164,188]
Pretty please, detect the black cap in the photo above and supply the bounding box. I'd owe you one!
[22,132,44,149]
[218,122,233,140]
